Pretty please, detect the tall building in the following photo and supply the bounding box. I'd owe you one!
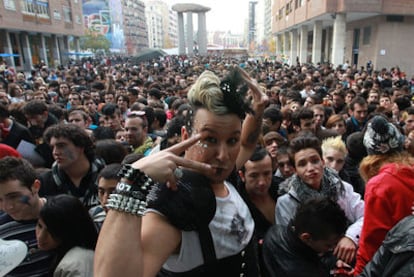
[167,8,178,48]
[263,0,272,41]
[146,1,164,48]
[145,0,178,49]
[82,0,148,56]
[123,0,148,55]
[254,0,274,55]
[272,0,414,74]
[0,0,84,71]
[248,1,258,47]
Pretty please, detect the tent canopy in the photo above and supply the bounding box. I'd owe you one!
[131,49,166,64]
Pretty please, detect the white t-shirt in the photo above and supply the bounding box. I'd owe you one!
[157,182,255,272]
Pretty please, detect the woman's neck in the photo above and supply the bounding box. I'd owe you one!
[211,182,228,197]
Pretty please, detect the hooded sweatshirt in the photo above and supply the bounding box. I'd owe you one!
[355,163,414,275]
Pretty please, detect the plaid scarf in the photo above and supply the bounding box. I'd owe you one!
[289,167,345,202]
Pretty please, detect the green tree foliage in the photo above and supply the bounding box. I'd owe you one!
[80,33,111,53]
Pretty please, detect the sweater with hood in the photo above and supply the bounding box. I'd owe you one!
[355,163,414,275]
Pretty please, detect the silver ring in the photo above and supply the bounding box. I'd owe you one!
[174,168,183,179]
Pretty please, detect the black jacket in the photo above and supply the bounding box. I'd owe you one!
[3,120,34,148]
[263,224,336,277]
[341,156,365,198]
[359,215,414,277]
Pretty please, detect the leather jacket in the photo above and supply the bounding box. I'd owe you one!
[359,215,414,277]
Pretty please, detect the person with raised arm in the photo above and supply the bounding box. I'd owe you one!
[94,67,268,277]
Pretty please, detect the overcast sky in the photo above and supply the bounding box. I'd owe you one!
[167,0,251,34]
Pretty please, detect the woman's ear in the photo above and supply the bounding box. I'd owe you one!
[181,126,189,141]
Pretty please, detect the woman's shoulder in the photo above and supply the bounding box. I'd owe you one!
[58,247,94,266]
[64,246,94,257]
[54,247,94,277]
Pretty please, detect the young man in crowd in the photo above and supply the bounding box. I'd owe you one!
[100,103,124,133]
[89,163,122,231]
[0,157,52,276]
[124,111,154,155]
[263,197,352,277]
[38,124,105,209]
[238,147,280,277]
[344,97,368,139]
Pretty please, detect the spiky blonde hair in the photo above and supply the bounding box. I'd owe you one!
[321,136,347,156]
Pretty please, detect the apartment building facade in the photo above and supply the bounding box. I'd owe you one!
[122,0,148,55]
[272,0,414,74]
[0,0,84,71]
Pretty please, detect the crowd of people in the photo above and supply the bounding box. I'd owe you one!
[0,54,414,277]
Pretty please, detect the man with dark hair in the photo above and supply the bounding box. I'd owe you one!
[38,124,105,208]
[23,100,58,167]
[311,104,338,141]
[89,163,122,231]
[331,90,346,114]
[238,147,279,277]
[90,83,103,104]
[151,108,167,137]
[276,135,364,265]
[0,157,52,276]
[104,91,115,104]
[100,103,123,132]
[263,106,283,134]
[239,147,279,236]
[58,82,70,105]
[83,94,100,126]
[0,103,34,148]
[23,100,58,145]
[126,87,139,105]
[290,107,315,139]
[262,131,287,170]
[124,111,154,156]
[274,146,295,189]
[263,197,350,277]
[147,88,163,107]
[344,97,368,139]
[67,91,82,109]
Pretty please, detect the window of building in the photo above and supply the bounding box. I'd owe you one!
[386,15,404,22]
[63,6,72,23]
[295,0,304,9]
[363,26,371,45]
[20,0,50,18]
[4,0,16,10]
[278,8,284,20]
[53,9,61,20]
[286,1,294,15]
